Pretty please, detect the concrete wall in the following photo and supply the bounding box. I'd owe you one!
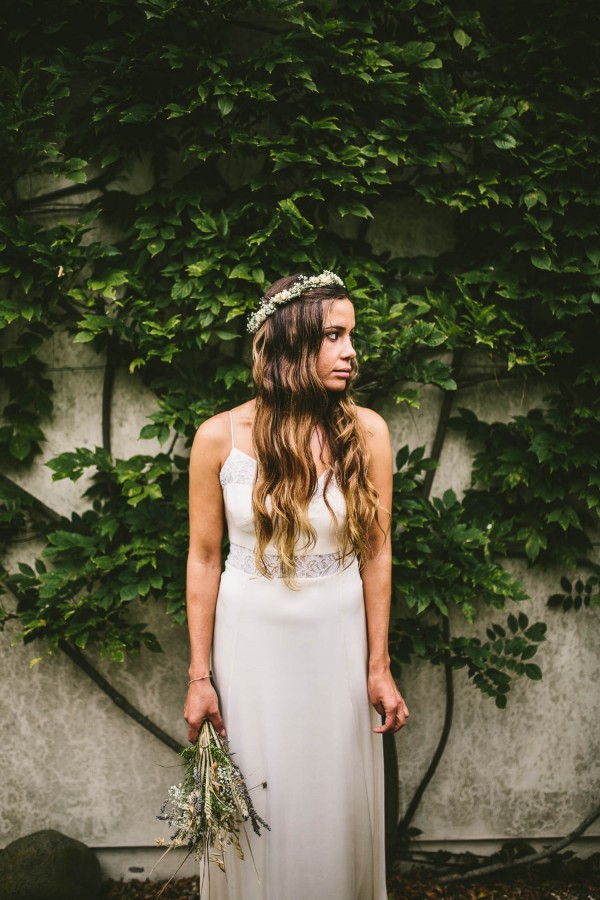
[2,198,599,882]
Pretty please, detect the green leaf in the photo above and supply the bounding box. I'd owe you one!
[214,330,239,341]
[187,260,213,277]
[523,189,547,209]
[453,28,472,48]
[525,531,545,560]
[278,198,313,229]
[9,434,32,460]
[442,489,457,507]
[120,584,140,603]
[171,280,193,300]
[338,203,373,219]
[129,358,146,373]
[530,251,552,270]
[524,663,542,681]
[493,134,517,150]
[218,96,233,116]
[147,239,165,257]
[585,246,600,267]
[228,264,254,280]
[65,169,87,184]
[525,623,546,642]
[66,157,88,171]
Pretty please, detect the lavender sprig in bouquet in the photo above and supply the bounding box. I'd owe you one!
[156,719,270,885]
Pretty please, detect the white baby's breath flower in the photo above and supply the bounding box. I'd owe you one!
[247,270,346,334]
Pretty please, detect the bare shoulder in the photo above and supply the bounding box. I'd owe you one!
[192,412,229,455]
[355,405,390,441]
[355,406,392,495]
[191,401,255,468]
[191,411,234,472]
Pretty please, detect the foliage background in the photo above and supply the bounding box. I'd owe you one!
[1,0,599,860]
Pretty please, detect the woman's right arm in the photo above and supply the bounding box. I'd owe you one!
[183,417,227,742]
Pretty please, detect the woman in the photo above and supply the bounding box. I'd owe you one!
[184,271,409,900]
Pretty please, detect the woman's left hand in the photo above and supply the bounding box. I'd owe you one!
[368,668,409,734]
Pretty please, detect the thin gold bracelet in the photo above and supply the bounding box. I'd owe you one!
[188,672,212,685]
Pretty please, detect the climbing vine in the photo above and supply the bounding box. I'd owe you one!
[1,0,599,863]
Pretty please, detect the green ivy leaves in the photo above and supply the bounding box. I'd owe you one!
[0,0,598,689]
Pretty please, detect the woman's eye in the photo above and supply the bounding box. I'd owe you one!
[324,331,356,342]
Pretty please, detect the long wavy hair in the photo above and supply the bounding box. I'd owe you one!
[251,273,385,587]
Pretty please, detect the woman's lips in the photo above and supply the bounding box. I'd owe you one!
[333,370,351,378]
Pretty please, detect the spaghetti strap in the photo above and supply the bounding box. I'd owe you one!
[228,410,235,450]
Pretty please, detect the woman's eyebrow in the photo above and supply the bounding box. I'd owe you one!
[325,324,354,330]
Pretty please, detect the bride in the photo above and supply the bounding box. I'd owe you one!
[184,270,409,900]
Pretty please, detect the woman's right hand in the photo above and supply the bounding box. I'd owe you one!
[184,681,226,743]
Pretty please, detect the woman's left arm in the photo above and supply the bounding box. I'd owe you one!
[358,408,410,734]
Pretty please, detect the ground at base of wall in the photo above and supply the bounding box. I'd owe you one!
[100,873,600,900]
[388,872,599,899]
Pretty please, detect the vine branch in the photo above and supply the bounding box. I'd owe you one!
[58,640,183,754]
[389,351,463,859]
[421,350,463,500]
[12,172,112,211]
[102,335,119,457]
[438,802,600,884]
[396,617,454,841]
[0,474,67,525]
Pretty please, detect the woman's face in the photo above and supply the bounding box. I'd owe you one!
[316,298,356,392]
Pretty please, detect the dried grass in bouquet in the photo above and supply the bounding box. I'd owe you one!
[155,720,270,895]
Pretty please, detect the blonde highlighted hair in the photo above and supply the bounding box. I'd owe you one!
[250,274,384,587]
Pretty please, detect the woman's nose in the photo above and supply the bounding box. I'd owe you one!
[341,338,356,359]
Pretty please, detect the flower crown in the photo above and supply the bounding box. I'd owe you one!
[247,270,346,334]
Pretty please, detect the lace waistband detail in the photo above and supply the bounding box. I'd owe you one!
[225,542,353,579]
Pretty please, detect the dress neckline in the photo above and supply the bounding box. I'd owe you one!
[221,446,330,482]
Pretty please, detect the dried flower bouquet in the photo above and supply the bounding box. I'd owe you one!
[156,720,269,891]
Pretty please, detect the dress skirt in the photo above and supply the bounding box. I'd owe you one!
[201,556,387,900]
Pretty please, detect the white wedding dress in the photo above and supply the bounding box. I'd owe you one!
[201,413,387,900]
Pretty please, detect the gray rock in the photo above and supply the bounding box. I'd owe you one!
[0,829,102,900]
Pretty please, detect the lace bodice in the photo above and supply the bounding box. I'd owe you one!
[226,542,351,579]
[219,446,352,579]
